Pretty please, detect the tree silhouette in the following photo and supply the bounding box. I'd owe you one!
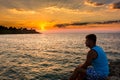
[0,25,40,34]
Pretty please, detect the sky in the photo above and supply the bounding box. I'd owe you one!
[0,0,120,33]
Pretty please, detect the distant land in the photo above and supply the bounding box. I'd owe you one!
[0,25,40,34]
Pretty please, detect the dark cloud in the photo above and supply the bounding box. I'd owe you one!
[85,0,104,7]
[85,0,119,5]
[94,3,104,6]
[55,20,120,28]
[70,22,89,26]
[84,0,120,7]
[54,22,89,28]
[54,24,69,28]
[110,2,120,9]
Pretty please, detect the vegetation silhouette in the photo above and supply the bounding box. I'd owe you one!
[0,25,40,34]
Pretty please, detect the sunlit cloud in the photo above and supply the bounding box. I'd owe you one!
[84,0,104,7]
[0,0,83,10]
[43,6,93,15]
[109,1,120,9]
[8,8,36,14]
[0,0,120,32]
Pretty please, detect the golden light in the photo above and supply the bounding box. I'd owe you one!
[39,22,47,31]
[37,21,56,32]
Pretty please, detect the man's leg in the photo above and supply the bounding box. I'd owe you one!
[76,68,86,80]
[69,67,86,80]
[69,68,79,80]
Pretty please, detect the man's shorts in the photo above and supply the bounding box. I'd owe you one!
[86,66,107,80]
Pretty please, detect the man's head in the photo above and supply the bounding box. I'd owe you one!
[85,34,97,48]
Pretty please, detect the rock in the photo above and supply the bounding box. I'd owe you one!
[108,60,120,80]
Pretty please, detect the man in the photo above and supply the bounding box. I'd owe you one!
[69,34,109,80]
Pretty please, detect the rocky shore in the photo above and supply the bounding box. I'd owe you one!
[108,59,120,80]
[61,59,120,80]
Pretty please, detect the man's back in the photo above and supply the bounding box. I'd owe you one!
[92,45,109,77]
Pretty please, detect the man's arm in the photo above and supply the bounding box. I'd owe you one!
[80,49,98,69]
[69,50,98,80]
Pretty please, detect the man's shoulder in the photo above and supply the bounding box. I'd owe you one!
[88,49,97,54]
[88,49,98,59]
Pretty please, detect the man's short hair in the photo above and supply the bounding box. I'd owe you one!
[86,34,97,43]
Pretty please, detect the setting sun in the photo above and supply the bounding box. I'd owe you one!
[39,22,47,31]
[37,21,57,32]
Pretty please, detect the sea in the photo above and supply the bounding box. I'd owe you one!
[0,33,120,80]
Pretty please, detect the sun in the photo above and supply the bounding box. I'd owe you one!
[39,23,47,31]
[37,21,56,32]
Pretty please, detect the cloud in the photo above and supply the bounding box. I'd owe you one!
[54,20,120,28]
[109,1,120,9]
[8,8,36,14]
[54,24,69,28]
[0,0,120,26]
[84,0,104,7]
[0,0,83,10]
[43,6,94,15]
[54,22,89,28]
[1,0,120,11]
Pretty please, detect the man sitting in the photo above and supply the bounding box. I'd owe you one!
[69,34,109,80]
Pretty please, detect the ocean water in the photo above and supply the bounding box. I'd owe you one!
[0,33,120,80]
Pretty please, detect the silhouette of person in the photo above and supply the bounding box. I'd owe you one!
[69,34,109,80]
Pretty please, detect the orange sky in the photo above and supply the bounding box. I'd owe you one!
[0,0,120,33]
[39,23,120,33]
